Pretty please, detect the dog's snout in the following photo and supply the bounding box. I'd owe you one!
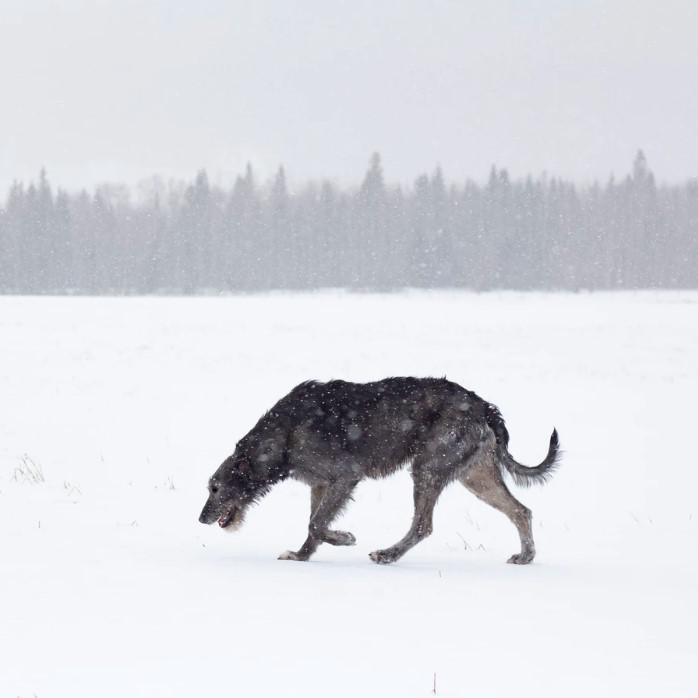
[199,500,214,525]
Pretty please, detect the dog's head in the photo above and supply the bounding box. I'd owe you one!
[198,430,287,531]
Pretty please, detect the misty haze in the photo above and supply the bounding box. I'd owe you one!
[1,149,696,293]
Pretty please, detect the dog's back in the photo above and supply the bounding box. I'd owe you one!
[265,377,495,479]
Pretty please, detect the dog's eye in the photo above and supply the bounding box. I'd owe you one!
[211,486,219,494]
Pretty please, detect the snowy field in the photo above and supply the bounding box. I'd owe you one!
[1,291,696,697]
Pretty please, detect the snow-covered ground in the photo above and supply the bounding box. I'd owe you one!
[1,291,696,697]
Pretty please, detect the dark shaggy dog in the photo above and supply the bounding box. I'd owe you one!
[199,378,560,564]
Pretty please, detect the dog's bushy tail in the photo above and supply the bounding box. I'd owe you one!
[485,404,560,487]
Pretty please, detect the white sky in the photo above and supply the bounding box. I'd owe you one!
[1,0,697,193]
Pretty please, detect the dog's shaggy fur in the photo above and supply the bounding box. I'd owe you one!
[199,377,560,564]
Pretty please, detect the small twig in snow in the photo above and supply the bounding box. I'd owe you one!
[12,455,45,484]
[63,480,82,496]
[455,532,469,550]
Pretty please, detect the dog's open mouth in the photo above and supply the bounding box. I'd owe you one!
[218,505,243,530]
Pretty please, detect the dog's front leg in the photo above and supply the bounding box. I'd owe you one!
[309,484,356,546]
[279,479,358,561]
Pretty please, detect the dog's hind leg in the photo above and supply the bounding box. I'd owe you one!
[310,484,356,546]
[369,464,447,565]
[279,479,358,561]
[460,447,535,564]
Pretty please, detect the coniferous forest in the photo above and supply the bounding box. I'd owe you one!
[1,151,696,294]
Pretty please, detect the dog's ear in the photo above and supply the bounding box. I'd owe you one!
[234,457,252,476]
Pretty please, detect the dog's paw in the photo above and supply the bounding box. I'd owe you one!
[507,552,534,565]
[324,530,356,546]
[369,548,399,565]
[278,550,303,561]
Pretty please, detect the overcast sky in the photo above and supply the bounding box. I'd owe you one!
[1,0,697,193]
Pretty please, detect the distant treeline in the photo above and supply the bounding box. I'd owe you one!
[0,151,696,293]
